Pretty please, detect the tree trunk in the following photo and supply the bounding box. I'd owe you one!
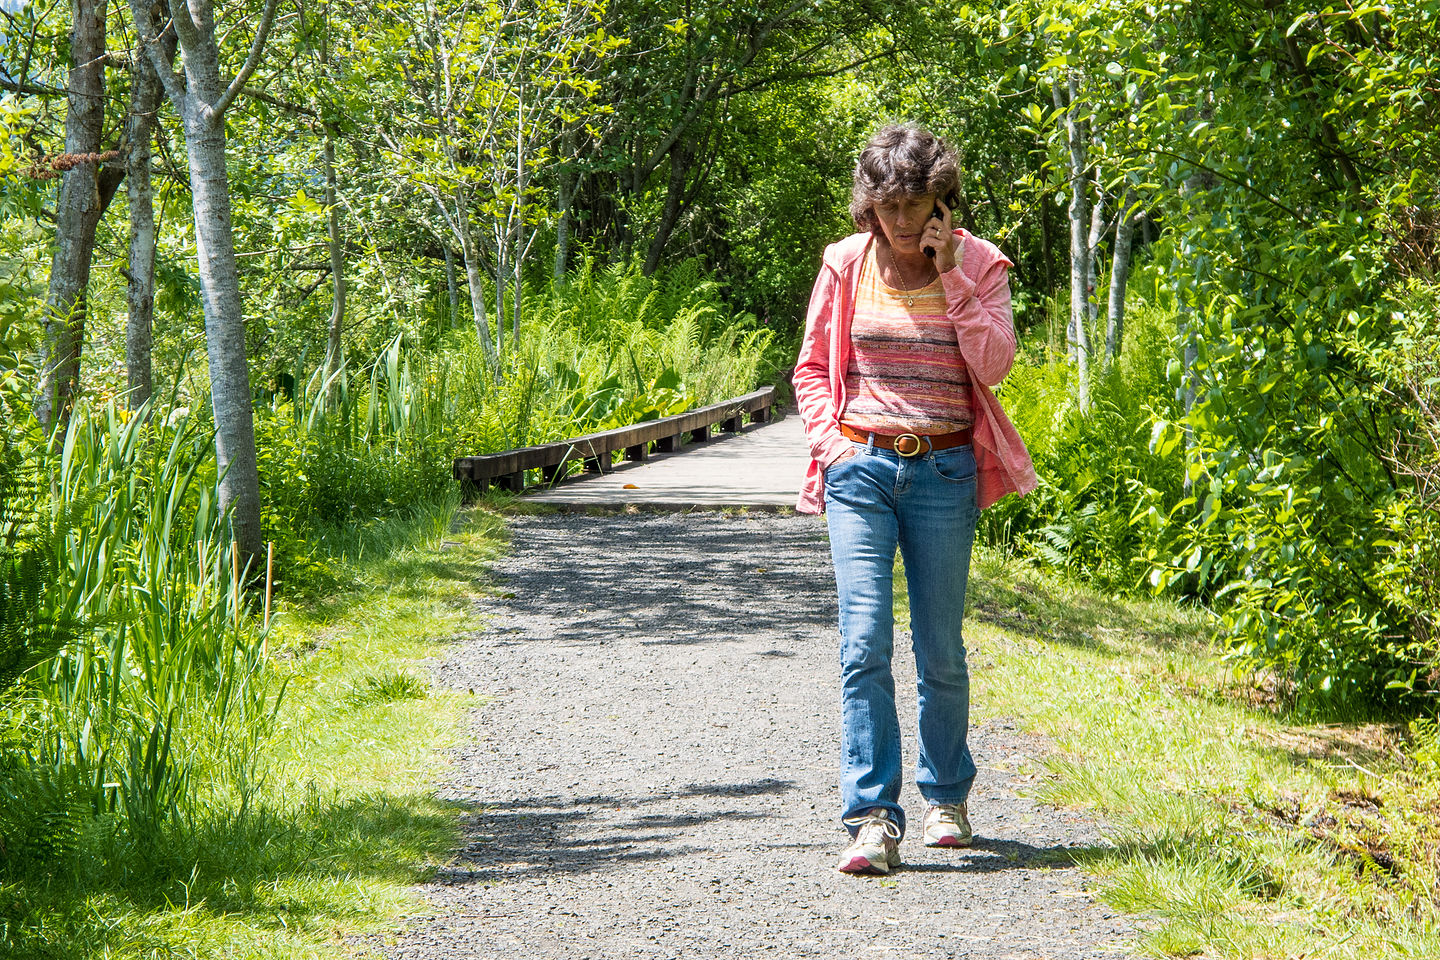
[1039,189,1053,309]
[1054,74,1091,413]
[125,8,172,412]
[135,0,280,567]
[642,140,693,276]
[554,124,577,281]
[37,0,109,431]
[453,189,497,372]
[182,113,263,564]
[318,12,346,392]
[493,223,507,362]
[554,171,572,281]
[1086,183,1106,331]
[443,243,459,327]
[322,130,346,389]
[512,85,524,349]
[1105,188,1138,368]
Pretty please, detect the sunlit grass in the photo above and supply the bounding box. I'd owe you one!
[892,549,1440,959]
[0,507,505,959]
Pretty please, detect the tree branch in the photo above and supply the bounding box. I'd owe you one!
[133,3,186,105]
[213,0,281,119]
[1143,145,1312,227]
[167,0,204,52]
[0,76,66,97]
[723,38,897,96]
[240,86,318,118]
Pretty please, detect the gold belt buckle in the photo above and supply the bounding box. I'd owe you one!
[894,433,927,458]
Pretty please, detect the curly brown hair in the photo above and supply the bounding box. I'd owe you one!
[850,125,961,233]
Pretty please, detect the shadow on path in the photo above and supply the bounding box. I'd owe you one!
[437,779,799,884]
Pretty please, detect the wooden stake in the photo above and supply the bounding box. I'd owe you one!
[263,542,275,644]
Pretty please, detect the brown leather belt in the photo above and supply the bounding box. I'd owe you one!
[840,423,972,458]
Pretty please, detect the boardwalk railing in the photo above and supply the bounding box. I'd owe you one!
[453,386,777,494]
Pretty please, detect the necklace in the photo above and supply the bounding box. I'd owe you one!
[885,242,934,308]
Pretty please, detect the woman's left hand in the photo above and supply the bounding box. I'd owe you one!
[921,198,964,274]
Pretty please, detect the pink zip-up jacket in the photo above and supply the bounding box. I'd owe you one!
[793,229,1037,514]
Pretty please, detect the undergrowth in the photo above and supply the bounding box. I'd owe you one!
[894,550,1440,958]
[0,503,503,959]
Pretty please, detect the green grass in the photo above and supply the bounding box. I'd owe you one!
[0,504,506,960]
[893,550,1440,959]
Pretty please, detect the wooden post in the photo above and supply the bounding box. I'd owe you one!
[656,434,680,454]
[624,442,649,462]
[231,548,240,617]
[722,414,741,433]
[500,470,525,493]
[263,542,274,631]
[690,425,710,444]
[542,463,563,484]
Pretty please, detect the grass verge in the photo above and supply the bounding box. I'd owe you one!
[897,549,1440,959]
[0,500,504,960]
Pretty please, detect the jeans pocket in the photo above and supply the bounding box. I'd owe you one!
[930,447,976,484]
[824,449,864,488]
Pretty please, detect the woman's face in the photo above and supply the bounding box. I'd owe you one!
[873,193,938,255]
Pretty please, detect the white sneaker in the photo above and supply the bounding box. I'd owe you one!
[922,802,973,848]
[836,808,902,874]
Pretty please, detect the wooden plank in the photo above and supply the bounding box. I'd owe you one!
[452,385,775,484]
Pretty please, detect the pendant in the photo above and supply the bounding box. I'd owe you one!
[906,296,915,307]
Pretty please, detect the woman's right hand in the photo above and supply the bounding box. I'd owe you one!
[829,448,858,468]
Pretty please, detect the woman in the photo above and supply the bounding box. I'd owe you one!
[794,124,1036,875]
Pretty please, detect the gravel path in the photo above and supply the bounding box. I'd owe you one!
[382,511,1133,960]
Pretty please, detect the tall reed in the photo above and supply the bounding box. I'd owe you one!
[0,403,275,875]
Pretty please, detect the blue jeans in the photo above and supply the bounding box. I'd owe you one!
[824,438,979,838]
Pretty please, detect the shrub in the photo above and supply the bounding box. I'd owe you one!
[986,297,1184,593]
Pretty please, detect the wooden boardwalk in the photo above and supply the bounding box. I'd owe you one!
[521,413,808,508]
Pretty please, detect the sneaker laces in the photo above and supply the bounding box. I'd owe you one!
[928,802,966,827]
[842,810,902,843]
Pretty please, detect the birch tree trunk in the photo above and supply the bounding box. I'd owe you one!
[511,85,525,349]
[1178,173,1211,491]
[37,0,109,431]
[443,244,459,327]
[493,222,507,362]
[125,4,173,411]
[318,15,346,390]
[322,131,346,387]
[554,172,572,281]
[452,186,497,371]
[1039,193,1053,314]
[134,0,280,567]
[1054,74,1091,413]
[1086,183,1106,332]
[1105,188,1138,368]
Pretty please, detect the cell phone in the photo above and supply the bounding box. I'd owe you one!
[924,206,941,259]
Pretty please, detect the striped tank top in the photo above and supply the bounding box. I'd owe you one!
[841,245,973,434]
